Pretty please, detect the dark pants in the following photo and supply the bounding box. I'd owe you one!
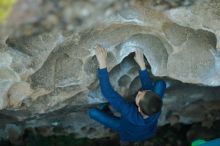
[89,108,146,146]
[89,108,121,132]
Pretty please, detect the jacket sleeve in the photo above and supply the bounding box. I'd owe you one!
[98,68,132,115]
[153,80,166,98]
[139,69,166,98]
[139,69,154,90]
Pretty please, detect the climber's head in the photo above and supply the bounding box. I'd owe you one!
[135,90,162,118]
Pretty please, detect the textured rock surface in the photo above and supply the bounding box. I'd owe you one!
[8,82,33,107]
[0,0,220,140]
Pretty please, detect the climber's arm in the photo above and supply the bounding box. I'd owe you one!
[134,50,153,90]
[153,80,166,99]
[96,45,132,114]
[98,68,132,113]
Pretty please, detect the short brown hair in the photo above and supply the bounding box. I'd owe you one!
[139,91,162,116]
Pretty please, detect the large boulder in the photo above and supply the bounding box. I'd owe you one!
[0,0,220,140]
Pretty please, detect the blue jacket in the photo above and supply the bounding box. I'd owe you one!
[98,68,166,142]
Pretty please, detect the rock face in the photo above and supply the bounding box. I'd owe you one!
[0,0,220,140]
[7,82,33,107]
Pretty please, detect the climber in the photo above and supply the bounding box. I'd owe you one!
[89,44,166,145]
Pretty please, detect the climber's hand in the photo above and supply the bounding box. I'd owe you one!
[134,49,146,70]
[96,44,107,69]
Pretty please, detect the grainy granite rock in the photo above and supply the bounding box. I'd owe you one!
[7,82,33,108]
